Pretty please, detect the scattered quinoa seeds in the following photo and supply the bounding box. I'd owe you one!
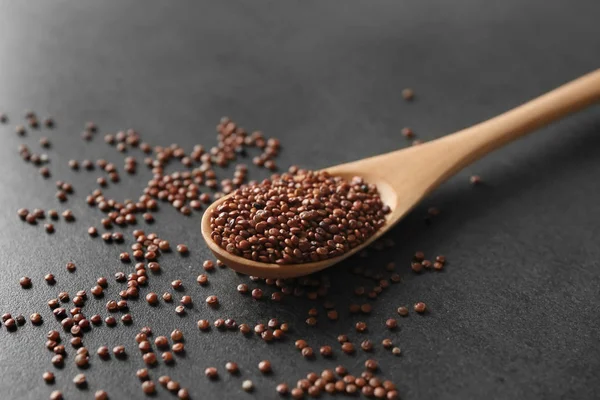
[6,116,417,398]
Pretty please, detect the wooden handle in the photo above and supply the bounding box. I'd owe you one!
[434,69,600,181]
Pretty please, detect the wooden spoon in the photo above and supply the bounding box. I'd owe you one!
[201,69,600,278]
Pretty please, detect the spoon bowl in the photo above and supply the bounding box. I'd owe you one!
[202,171,399,278]
[202,69,600,278]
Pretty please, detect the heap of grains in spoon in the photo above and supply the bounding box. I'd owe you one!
[209,168,390,264]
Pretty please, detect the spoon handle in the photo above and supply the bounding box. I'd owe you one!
[431,69,600,182]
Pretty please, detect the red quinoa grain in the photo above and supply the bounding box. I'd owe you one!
[414,302,427,313]
[205,367,218,379]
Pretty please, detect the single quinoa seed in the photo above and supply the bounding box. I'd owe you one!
[386,318,398,329]
[137,368,150,381]
[50,390,63,400]
[414,302,427,313]
[167,380,180,392]
[251,288,263,299]
[258,360,272,373]
[402,88,414,101]
[158,376,171,387]
[341,342,355,354]
[198,319,210,330]
[301,347,314,358]
[205,367,218,379]
[73,373,87,386]
[95,390,108,400]
[361,340,374,352]
[203,260,214,271]
[30,313,43,324]
[242,380,254,392]
[225,362,239,374]
[355,321,368,332]
[365,359,379,371]
[470,175,482,185]
[142,381,156,394]
[206,295,218,306]
[19,276,32,288]
[43,371,55,383]
[320,345,333,357]
[401,127,414,138]
[276,383,289,395]
[291,388,303,399]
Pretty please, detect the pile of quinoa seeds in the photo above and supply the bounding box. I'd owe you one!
[4,95,454,400]
[209,170,390,264]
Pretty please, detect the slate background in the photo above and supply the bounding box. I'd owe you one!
[0,1,599,399]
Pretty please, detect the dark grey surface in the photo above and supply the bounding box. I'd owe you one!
[1,1,599,399]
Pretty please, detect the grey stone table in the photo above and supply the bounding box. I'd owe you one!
[0,1,599,399]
